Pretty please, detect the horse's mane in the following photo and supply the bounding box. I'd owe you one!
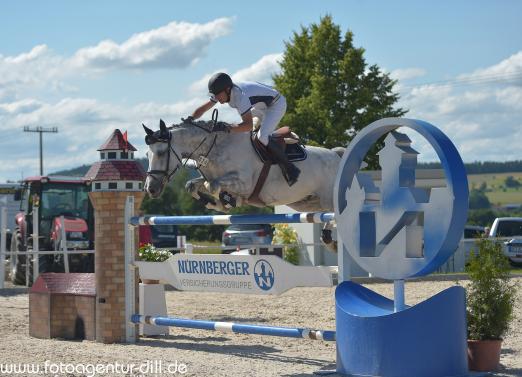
[168,119,219,135]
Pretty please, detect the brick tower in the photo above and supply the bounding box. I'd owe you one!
[84,129,146,343]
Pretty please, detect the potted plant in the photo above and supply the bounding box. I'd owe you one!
[465,238,518,371]
[273,224,299,265]
[137,243,172,284]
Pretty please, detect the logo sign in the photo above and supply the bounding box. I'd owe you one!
[334,118,469,280]
[135,254,332,295]
[253,259,275,290]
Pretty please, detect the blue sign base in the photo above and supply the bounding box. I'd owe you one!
[335,281,469,377]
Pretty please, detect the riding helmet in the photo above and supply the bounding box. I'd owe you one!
[208,72,233,95]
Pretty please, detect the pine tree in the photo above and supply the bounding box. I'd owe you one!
[274,15,407,168]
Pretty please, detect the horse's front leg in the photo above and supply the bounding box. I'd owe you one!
[185,177,205,197]
[185,177,227,211]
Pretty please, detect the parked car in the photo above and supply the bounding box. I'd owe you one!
[464,225,486,239]
[488,217,522,265]
[221,224,273,253]
[139,223,179,251]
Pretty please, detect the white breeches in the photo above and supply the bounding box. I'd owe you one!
[253,95,287,145]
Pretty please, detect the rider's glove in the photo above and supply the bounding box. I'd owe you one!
[182,115,195,123]
[213,121,230,133]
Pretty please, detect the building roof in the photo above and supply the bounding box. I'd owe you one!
[23,175,89,184]
[97,129,137,152]
[84,160,146,182]
[30,273,95,296]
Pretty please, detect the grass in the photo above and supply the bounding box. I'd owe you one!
[468,172,522,206]
[188,240,223,254]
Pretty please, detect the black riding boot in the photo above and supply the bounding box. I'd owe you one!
[266,138,301,186]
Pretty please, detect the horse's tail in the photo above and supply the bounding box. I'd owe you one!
[331,147,345,158]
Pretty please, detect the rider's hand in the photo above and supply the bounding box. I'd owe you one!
[182,115,195,123]
[213,121,230,133]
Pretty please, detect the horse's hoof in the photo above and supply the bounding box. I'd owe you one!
[321,229,332,244]
[219,191,236,208]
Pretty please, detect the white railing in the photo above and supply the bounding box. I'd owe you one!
[0,207,95,288]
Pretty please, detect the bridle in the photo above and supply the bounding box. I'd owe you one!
[145,130,183,186]
[145,110,221,186]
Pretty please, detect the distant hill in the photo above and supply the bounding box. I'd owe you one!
[418,160,522,174]
[50,159,522,177]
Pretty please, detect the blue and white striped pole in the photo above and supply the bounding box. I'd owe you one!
[130,212,335,226]
[131,314,336,341]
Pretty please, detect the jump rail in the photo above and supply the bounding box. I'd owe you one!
[131,314,336,341]
[130,212,335,226]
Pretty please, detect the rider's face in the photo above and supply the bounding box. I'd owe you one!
[215,88,230,104]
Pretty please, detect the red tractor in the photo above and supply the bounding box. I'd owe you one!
[10,176,94,285]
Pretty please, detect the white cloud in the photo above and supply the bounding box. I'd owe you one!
[0,94,216,181]
[188,69,226,95]
[461,51,522,82]
[390,67,427,81]
[397,54,522,163]
[0,45,70,97]
[71,18,233,70]
[189,53,282,96]
[0,18,233,104]
[232,53,283,83]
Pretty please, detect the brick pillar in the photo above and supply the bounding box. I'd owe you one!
[89,191,144,343]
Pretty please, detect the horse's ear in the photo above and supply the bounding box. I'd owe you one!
[159,119,167,132]
[143,124,154,136]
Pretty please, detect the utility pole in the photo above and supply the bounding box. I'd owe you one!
[23,126,58,176]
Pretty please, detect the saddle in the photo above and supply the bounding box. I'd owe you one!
[250,127,307,164]
[247,127,307,206]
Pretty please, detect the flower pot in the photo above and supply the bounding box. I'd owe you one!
[467,339,502,371]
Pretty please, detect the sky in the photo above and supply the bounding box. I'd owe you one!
[1,0,522,181]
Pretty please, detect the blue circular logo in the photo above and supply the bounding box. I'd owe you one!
[253,259,275,291]
[334,118,469,280]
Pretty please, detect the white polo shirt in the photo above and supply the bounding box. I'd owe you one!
[214,81,281,116]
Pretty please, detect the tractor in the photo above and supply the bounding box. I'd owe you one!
[10,176,94,285]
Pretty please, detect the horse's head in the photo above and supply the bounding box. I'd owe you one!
[142,119,180,198]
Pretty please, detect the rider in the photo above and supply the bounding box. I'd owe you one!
[189,72,300,186]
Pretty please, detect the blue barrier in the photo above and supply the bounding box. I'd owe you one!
[132,314,336,341]
[130,212,335,226]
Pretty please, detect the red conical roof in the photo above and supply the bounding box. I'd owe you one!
[97,129,137,151]
[85,160,146,182]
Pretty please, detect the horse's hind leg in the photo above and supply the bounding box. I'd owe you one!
[204,172,250,208]
[321,222,337,253]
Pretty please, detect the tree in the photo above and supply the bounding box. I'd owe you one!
[469,189,491,210]
[467,209,497,227]
[505,175,521,188]
[273,15,406,168]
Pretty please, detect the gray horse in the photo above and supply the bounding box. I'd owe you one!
[143,119,344,213]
